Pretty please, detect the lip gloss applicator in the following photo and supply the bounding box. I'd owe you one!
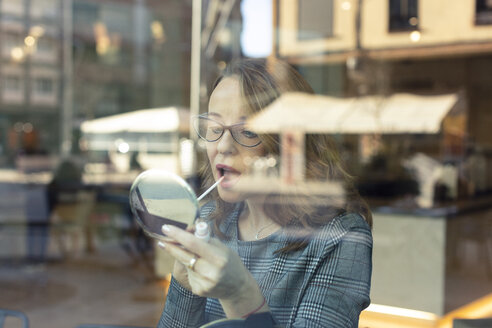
[197,176,224,202]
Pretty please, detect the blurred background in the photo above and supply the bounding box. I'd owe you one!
[0,0,491,327]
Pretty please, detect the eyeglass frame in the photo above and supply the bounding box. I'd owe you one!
[192,114,262,148]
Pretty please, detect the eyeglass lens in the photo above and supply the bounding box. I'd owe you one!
[194,117,260,147]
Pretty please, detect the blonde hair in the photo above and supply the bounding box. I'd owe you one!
[200,57,372,252]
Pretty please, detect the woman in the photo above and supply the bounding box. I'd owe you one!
[157,58,373,327]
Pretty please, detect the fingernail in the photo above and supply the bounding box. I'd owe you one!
[162,225,171,233]
[157,241,166,249]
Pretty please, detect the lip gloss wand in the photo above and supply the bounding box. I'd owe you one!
[197,176,224,202]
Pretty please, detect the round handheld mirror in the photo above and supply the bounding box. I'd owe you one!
[129,169,199,240]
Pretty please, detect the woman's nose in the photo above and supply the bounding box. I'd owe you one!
[216,129,236,154]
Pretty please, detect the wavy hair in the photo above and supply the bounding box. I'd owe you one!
[199,57,372,252]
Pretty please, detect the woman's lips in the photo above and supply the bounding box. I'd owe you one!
[216,164,241,188]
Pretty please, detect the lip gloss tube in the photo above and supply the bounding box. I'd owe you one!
[194,177,223,242]
[194,221,210,242]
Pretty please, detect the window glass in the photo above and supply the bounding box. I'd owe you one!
[389,0,419,31]
[298,0,334,40]
[476,0,492,24]
[4,75,21,91]
[36,37,53,53]
[35,78,54,94]
[0,1,491,327]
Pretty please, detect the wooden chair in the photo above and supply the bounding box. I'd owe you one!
[0,309,29,328]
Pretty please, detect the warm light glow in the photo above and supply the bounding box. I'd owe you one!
[341,1,352,11]
[24,35,36,47]
[217,61,227,70]
[11,47,25,61]
[93,22,111,55]
[151,21,166,43]
[366,304,438,321]
[410,31,421,42]
[218,28,231,45]
[437,292,492,328]
[30,25,45,37]
[96,37,110,55]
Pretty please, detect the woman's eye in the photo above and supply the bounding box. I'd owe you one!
[208,126,221,133]
[242,130,258,139]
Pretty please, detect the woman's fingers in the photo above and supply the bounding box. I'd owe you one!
[158,241,219,278]
[161,224,222,261]
[158,227,255,300]
[158,241,194,268]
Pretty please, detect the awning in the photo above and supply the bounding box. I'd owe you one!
[247,92,459,134]
[80,107,190,134]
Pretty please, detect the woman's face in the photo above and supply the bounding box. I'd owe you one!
[206,77,265,203]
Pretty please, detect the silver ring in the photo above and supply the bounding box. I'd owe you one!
[187,256,197,270]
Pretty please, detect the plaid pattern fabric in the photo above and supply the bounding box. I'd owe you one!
[158,203,372,328]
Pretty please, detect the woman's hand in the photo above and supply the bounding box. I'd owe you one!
[171,260,192,290]
[158,224,268,318]
[164,226,195,291]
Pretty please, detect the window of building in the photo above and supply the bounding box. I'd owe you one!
[389,0,419,31]
[298,0,334,40]
[4,75,21,91]
[0,0,23,16]
[36,37,54,53]
[73,2,99,28]
[2,33,21,50]
[35,77,53,94]
[476,0,492,25]
[96,86,119,115]
[31,0,60,19]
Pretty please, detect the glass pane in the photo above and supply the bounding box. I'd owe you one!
[0,1,491,327]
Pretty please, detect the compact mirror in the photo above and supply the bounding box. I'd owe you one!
[129,169,199,240]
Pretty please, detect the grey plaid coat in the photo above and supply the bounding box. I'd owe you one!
[158,202,372,328]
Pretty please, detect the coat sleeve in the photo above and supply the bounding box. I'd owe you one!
[157,277,207,328]
[290,215,373,328]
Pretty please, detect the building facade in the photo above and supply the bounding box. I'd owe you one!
[0,0,192,165]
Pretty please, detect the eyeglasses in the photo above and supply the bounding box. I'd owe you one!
[192,115,261,148]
